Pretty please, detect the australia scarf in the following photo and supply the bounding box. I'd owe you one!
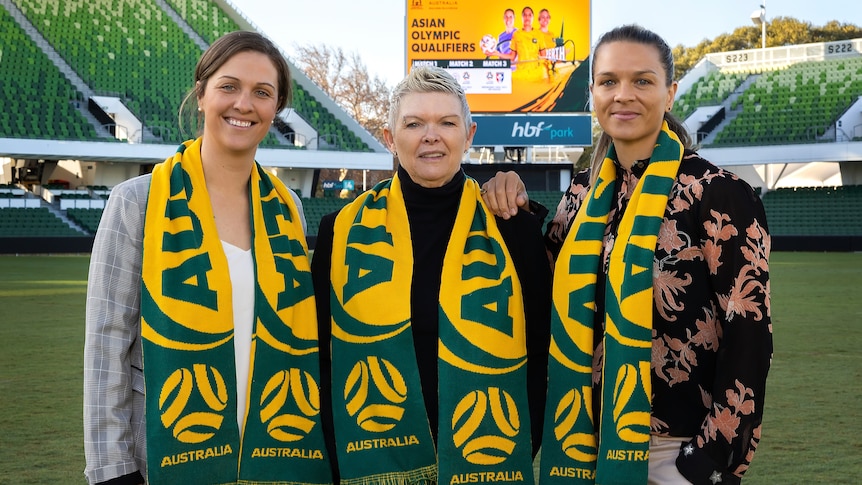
[539,122,683,485]
[141,138,332,484]
[329,174,535,485]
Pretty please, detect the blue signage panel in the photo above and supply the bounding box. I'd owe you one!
[322,180,356,191]
[472,114,592,147]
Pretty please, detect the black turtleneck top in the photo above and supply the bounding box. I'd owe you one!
[311,166,551,475]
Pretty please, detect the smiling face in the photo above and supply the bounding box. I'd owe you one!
[197,50,279,159]
[503,9,515,31]
[590,40,677,163]
[521,7,534,31]
[383,91,477,188]
[538,9,550,31]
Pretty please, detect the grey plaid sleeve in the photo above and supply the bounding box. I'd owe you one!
[83,176,149,484]
[289,188,308,236]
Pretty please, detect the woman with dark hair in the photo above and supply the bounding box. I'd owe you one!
[84,31,331,484]
[483,24,772,484]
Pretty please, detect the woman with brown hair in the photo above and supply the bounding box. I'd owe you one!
[84,31,331,484]
[483,24,772,484]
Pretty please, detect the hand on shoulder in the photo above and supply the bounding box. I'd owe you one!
[481,171,530,219]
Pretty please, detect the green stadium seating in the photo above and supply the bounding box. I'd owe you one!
[41,196,361,238]
[673,71,748,121]
[291,85,371,152]
[0,6,98,140]
[164,0,239,44]
[66,208,104,234]
[528,191,565,212]
[13,0,200,144]
[761,185,862,236]
[0,0,372,151]
[700,56,862,146]
[0,207,86,237]
[22,185,862,241]
[5,0,374,152]
[300,196,354,236]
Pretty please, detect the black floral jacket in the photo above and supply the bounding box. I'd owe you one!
[545,150,773,484]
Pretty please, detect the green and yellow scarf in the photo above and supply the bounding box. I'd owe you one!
[539,122,683,485]
[329,173,535,485]
[141,138,332,484]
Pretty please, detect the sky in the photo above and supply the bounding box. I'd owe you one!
[229,0,862,86]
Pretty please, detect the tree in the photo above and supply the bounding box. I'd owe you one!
[811,20,862,43]
[291,44,395,196]
[293,44,391,142]
[672,18,862,78]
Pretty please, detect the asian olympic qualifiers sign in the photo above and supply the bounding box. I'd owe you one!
[405,0,591,115]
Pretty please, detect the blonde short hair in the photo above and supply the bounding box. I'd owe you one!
[388,66,472,133]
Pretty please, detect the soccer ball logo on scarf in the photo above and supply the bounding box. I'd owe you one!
[344,356,408,432]
[159,364,228,444]
[552,387,597,462]
[452,387,520,465]
[260,368,321,442]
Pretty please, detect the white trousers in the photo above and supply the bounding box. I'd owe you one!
[648,436,693,485]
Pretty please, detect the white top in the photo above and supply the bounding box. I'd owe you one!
[83,173,307,483]
[222,240,255,433]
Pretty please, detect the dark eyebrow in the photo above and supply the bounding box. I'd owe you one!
[595,69,659,78]
[216,75,276,90]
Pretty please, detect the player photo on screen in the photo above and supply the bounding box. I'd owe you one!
[406,0,590,114]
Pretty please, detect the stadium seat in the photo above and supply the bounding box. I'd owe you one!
[696,56,862,146]
[0,6,97,140]
[762,185,862,236]
[0,207,87,237]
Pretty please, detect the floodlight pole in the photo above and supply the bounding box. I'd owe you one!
[751,1,767,49]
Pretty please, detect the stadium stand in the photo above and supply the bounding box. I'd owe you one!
[164,0,236,44]
[66,207,104,234]
[676,40,862,147]
[3,0,379,150]
[762,185,862,236]
[674,70,748,122]
[528,191,565,213]
[0,5,98,140]
[0,206,85,236]
[300,196,354,237]
[0,182,41,208]
[670,39,862,250]
[2,2,861,251]
[164,0,370,151]
[0,0,392,252]
[12,0,219,145]
[709,57,862,145]
[292,85,371,152]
